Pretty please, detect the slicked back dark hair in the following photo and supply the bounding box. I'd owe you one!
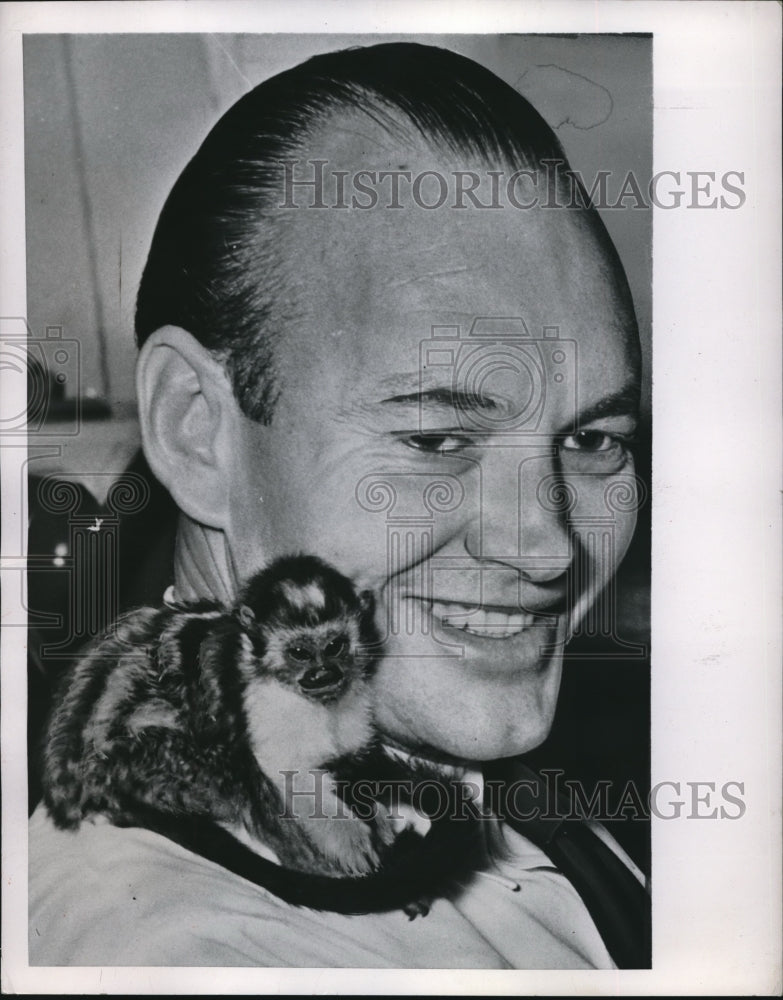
[135,42,572,424]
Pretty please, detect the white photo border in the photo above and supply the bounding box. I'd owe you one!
[1,1,781,995]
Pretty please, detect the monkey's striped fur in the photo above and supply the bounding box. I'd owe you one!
[43,555,393,877]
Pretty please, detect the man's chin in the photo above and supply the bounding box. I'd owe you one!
[370,618,565,749]
[371,657,562,765]
[439,713,558,764]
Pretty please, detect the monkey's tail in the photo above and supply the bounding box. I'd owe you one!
[111,799,487,916]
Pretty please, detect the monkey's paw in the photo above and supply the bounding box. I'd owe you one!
[331,815,385,875]
[372,809,399,848]
[403,898,431,920]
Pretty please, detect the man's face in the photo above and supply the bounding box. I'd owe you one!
[224,149,641,764]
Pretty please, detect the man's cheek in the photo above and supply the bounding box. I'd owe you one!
[612,510,638,568]
[573,477,638,564]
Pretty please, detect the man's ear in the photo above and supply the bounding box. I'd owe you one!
[136,325,239,529]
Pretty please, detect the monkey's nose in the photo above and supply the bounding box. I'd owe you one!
[298,664,345,694]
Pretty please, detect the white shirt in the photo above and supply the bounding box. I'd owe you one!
[28,804,621,969]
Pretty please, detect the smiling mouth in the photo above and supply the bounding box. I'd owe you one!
[416,598,561,640]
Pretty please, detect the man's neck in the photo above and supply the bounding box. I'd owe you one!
[171,513,236,605]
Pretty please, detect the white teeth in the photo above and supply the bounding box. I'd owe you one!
[431,600,537,639]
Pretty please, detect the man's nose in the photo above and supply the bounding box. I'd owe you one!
[463,446,571,583]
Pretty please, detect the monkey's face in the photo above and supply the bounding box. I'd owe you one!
[236,560,378,785]
[277,623,360,700]
[237,556,377,703]
[247,616,370,703]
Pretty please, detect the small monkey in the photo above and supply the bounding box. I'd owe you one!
[42,555,486,915]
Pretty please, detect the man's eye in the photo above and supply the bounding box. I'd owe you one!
[558,429,635,473]
[561,430,621,453]
[403,433,473,455]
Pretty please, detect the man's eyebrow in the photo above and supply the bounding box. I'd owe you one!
[346,376,641,425]
[378,381,641,422]
[380,387,499,412]
[575,384,641,427]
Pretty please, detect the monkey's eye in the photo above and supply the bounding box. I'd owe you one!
[287,645,313,663]
[323,635,348,658]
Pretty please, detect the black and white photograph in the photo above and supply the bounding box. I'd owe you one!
[1,1,780,995]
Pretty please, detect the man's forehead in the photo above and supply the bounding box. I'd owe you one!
[272,112,638,381]
[279,160,621,298]
[283,207,635,350]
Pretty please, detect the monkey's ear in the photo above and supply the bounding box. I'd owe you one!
[136,325,238,529]
[237,604,256,629]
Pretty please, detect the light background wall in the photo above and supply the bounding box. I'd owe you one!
[23,33,651,412]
